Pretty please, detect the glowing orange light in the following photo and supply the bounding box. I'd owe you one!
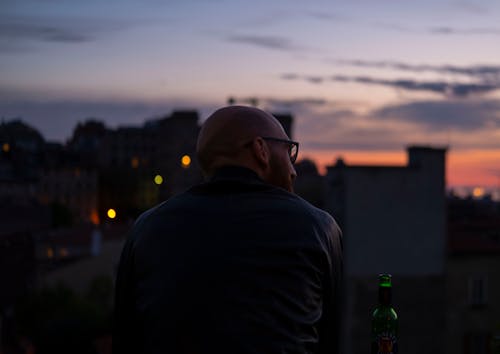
[47,247,54,259]
[2,143,10,153]
[107,208,117,219]
[154,175,163,185]
[472,187,485,198]
[90,209,100,225]
[181,155,191,168]
[131,157,139,168]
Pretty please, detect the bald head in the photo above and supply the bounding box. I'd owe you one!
[197,106,287,176]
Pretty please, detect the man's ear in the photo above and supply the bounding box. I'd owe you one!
[252,137,270,168]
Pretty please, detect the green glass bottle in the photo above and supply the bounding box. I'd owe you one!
[371,274,398,354]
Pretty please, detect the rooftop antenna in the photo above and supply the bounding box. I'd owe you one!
[227,96,259,107]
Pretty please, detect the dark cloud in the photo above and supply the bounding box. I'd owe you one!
[371,22,414,33]
[0,15,153,51]
[264,97,328,109]
[0,19,92,43]
[429,26,500,35]
[227,34,302,52]
[303,139,404,151]
[282,73,500,98]
[332,75,499,97]
[281,73,300,80]
[372,100,500,131]
[295,98,500,151]
[333,59,500,82]
[305,76,325,84]
[295,107,412,151]
[372,21,500,36]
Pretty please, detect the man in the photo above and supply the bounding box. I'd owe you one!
[113,106,343,354]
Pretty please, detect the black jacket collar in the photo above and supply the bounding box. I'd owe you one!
[209,166,264,185]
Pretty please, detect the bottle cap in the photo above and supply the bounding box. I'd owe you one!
[379,274,392,288]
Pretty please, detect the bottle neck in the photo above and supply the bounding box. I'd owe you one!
[378,286,392,306]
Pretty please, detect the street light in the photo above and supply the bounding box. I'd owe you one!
[154,175,163,185]
[181,155,191,168]
[107,208,117,219]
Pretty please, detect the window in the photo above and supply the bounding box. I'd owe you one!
[468,275,488,306]
[464,332,491,354]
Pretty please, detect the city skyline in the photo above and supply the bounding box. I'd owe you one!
[1,0,500,190]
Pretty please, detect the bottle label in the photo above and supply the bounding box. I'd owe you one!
[372,333,397,354]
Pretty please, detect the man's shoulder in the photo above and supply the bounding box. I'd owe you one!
[264,188,338,228]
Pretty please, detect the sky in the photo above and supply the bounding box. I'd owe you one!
[1,0,500,195]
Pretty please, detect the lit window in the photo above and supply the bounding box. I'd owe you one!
[90,210,100,225]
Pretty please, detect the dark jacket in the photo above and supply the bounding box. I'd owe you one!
[113,166,343,354]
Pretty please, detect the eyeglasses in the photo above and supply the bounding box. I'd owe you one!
[262,137,299,164]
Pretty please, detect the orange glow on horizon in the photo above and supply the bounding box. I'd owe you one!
[300,149,407,175]
[300,148,500,188]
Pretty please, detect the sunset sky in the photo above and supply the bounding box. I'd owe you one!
[1,0,499,195]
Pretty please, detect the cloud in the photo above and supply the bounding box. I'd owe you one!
[332,75,499,97]
[281,73,300,80]
[281,72,500,98]
[0,22,91,43]
[333,60,500,82]
[372,21,500,36]
[429,26,500,35]
[451,1,489,14]
[265,97,500,152]
[264,97,328,107]
[372,99,500,131]
[0,15,153,51]
[227,34,303,52]
[371,22,414,33]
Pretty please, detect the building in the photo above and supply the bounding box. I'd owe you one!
[0,201,50,352]
[38,168,99,225]
[96,110,203,219]
[325,146,447,354]
[293,158,326,209]
[446,197,500,354]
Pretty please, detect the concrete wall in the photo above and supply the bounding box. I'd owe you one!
[325,146,447,354]
[326,147,446,276]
